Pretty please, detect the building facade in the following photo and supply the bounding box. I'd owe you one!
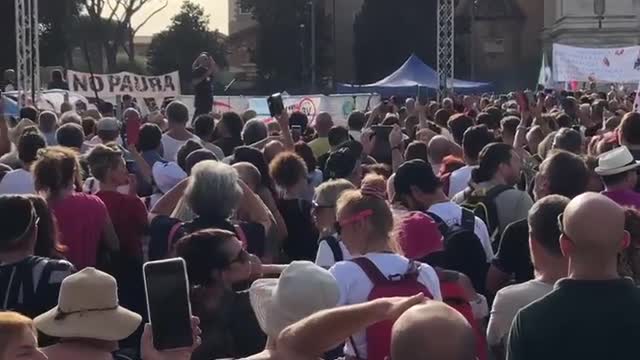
[543,0,640,49]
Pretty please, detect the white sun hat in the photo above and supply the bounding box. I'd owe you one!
[595,146,640,176]
[34,267,142,341]
[249,261,339,338]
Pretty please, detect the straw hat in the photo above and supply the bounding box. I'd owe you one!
[595,146,640,176]
[249,261,339,338]
[34,267,142,341]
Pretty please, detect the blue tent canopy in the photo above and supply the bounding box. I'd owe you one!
[336,54,493,96]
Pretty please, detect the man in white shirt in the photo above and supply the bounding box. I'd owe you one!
[0,132,46,195]
[161,101,199,162]
[487,195,569,359]
[392,159,493,295]
[449,124,494,196]
[347,111,365,143]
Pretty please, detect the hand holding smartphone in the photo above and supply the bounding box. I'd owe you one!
[267,93,285,117]
[143,258,194,351]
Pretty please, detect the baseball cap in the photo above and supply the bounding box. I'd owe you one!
[96,117,120,132]
[324,147,358,180]
[393,159,440,200]
[396,212,443,261]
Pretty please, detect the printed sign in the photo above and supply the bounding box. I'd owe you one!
[67,70,181,98]
[553,44,640,83]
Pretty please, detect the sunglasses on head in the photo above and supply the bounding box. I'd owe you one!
[312,201,334,210]
[335,209,374,235]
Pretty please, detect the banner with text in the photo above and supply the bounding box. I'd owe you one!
[553,44,640,83]
[67,70,181,98]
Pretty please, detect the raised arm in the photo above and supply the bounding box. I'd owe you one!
[277,294,427,357]
[149,178,189,222]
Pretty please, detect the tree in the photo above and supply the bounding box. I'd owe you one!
[244,0,333,93]
[146,1,227,94]
[80,0,168,71]
[353,0,438,84]
[0,0,82,71]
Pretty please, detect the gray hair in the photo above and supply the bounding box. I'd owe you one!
[185,160,243,219]
[242,119,268,145]
[59,111,82,126]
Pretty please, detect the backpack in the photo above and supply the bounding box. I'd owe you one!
[427,209,488,294]
[320,235,343,263]
[461,184,512,247]
[437,270,488,360]
[349,257,433,360]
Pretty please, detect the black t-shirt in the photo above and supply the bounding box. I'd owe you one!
[191,290,266,360]
[491,218,534,284]
[507,278,640,360]
[214,137,244,157]
[0,256,75,319]
[277,198,319,261]
[193,66,213,115]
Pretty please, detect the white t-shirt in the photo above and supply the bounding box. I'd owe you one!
[0,169,35,194]
[486,279,554,346]
[315,236,352,268]
[330,253,442,358]
[427,201,494,262]
[161,133,198,162]
[448,165,475,197]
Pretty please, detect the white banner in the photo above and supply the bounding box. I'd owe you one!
[553,44,640,82]
[67,70,181,98]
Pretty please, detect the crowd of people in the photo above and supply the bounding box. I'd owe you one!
[2,78,640,360]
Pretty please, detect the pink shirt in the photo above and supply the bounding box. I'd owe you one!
[51,192,108,269]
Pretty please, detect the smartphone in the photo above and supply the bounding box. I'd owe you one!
[125,111,141,147]
[143,258,193,351]
[372,125,394,140]
[516,91,530,112]
[267,93,285,117]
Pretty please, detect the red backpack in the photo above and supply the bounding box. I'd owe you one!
[349,257,434,360]
[438,270,488,360]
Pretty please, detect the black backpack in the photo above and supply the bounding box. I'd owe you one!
[461,184,512,248]
[320,235,344,262]
[427,209,489,294]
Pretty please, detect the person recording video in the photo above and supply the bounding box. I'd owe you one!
[192,52,219,120]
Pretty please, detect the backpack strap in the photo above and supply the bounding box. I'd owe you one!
[482,184,512,235]
[324,236,344,262]
[350,257,388,284]
[460,208,476,232]
[426,211,449,236]
[167,221,184,256]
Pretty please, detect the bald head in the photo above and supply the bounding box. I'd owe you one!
[264,140,285,164]
[314,112,334,136]
[562,192,628,263]
[391,302,475,360]
[428,135,453,165]
[233,162,261,192]
[38,111,58,133]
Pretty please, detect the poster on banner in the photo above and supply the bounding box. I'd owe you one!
[553,44,640,83]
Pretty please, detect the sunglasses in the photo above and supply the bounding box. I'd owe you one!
[335,209,374,235]
[557,213,565,235]
[312,201,334,210]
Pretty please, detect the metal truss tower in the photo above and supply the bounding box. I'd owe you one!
[437,0,454,101]
[15,0,40,108]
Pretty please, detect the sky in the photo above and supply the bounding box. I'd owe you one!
[133,0,228,36]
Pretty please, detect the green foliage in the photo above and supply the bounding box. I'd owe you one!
[244,0,333,93]
[146,0,227,93]
[354,0,438,83]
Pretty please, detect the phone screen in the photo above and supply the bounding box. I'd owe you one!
[126,116,141,147]
[143,258,193,350]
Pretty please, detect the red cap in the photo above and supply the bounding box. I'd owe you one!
[396,212,443,260]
